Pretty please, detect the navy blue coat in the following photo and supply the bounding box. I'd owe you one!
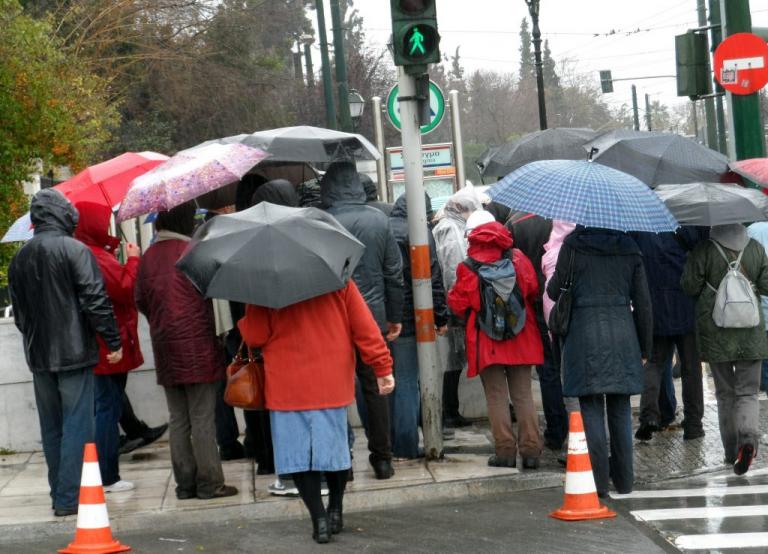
[547,228,653,397]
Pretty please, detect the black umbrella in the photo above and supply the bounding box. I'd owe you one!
[476,128,597,178]
[176,202,365,308]
[585,130,728,186]
[655,183,767,226]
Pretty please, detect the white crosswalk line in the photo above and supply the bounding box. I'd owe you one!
[631,504,768,522]
[675,532,768,550]
[610,484,768,499]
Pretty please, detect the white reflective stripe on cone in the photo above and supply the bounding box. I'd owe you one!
[564,470,597,495]
[567,432,588,455]
[676,532,768,550]
[76,504,111,529]
[80,462,102,487]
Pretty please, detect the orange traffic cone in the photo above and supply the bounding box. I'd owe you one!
[550,412,616,521]
[59,443,131,554]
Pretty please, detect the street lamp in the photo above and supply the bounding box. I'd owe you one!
[348,89,366,128]
[524,0,548,130]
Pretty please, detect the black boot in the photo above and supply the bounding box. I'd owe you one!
[312,516,331,544]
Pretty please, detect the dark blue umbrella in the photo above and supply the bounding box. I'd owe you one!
[489,160,678,233]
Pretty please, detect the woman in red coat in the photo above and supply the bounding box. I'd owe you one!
[448,217,544,469]
[75,202,143,491]
[239,280,394,544]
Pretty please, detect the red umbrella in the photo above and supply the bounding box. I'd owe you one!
[56,151,169,208]
[729,158,768,188]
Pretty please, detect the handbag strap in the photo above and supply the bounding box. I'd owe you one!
[563,248,576,289]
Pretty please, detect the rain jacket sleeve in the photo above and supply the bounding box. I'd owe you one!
[430,234,449,328]
[383,226,405,324]
[433,222,466,292]
[239,305,272,348]
[71,246,121,352]
[630,257,654,359]
[346,282,393,378]
[447,263,478,322]
[101,255,140,307]
[513,249,539,302]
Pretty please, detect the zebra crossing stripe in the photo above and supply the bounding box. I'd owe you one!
[610,484,768,499]
[631,504,768,521]
[675,532,768,550]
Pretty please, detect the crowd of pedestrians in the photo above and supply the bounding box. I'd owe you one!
[8,164,768,543]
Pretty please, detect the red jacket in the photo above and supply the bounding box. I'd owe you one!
[448,222,543,378]
[74,202,143,375]
[238,281,393,412]
[135,234,226,386]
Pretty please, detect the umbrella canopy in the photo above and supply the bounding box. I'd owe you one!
[655,183,767,226]
[1,212,32,243]
[187,125,380,163]
[477,128,597,178]
[176,202,365,308]
[489,160,678,233]
[584,130,728,186]
[117,143,269,222]
[729,158,768,187]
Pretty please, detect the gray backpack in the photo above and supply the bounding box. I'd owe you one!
[707,240,760,329]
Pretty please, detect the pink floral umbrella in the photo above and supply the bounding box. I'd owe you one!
[117,143,269,222]
[729,158,768,188]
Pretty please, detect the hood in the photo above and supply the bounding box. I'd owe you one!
[390,192,434,221]
[565,226,640,256]
[467,221,514,259]
[320,161,366,207]
[360,173,378,202]
[74,202,120,252]
[711,223,749,251]
[251,179,298,208]
[30,189,79,236]
[443,187,482,221]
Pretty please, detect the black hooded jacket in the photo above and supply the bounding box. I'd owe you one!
[251,179,299,207]
[390,194,449,337]
[321,162,404,331]
[9,189,121,373]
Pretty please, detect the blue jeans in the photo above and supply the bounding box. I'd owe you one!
[33,368,95,510]
[389,336,421,458]
[579,394,633,495]
[95,373,127,486]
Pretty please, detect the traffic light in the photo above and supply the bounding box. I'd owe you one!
[599,70,613,93]
[390,0,440,74]
[675,31,709,99]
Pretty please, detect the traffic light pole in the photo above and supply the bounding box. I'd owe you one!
[315,0,337,129]
[708,0,728,154]
[696,0,718,150]
[631,85,640,131]
[330,0,353,132]
[397,68,443,460]
[526,0,548,130]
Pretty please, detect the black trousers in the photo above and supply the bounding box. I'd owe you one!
[354,355,392,463]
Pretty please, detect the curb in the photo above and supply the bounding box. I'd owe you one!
[0,471,564,545]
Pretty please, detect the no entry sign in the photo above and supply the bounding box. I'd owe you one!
[713,32,768,95]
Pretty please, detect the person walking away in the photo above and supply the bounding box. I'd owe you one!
[8,190,123,516]
[389,193,449,459]
[547,227,652,496]
[747,221,768,397]
[361,173,394,216]
[682,224,768,475]
[432,188,482,428]
[321,161,405,480]
[633,229,706,442]
[239,281,394,544]
[135,202,238,499]
[448,215,544,469]
[508,212,568,452]
[74,202,147,493]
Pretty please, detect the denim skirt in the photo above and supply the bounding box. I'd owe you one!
[270,407,351,475]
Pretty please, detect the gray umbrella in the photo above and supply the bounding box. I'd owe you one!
[176,202,365,308]
[585,130,728,186]
[476,128,597,178]
[655,183,767,226]
[185,125,380,163]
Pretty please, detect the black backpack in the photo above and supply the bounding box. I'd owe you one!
[463,254,526,340]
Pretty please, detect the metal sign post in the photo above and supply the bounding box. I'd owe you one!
[371,96,389,202]
[449,90,466,189]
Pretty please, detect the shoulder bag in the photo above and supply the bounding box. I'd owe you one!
[548,248,575,336]
[224,342,266,410]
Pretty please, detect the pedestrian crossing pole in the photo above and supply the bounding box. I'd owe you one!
[397,67,443,459]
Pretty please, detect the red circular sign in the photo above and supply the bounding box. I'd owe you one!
[713,33,768,95]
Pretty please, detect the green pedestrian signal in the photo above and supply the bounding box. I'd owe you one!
[390,0,440,74]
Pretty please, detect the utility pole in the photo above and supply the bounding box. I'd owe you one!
[645,93,653,131]
[330,0,353,132]
[708,0,728,153]
[315,0,337,129]
[293,45,304,82]
[371,96,388,202]
[720,0,766,160]
[303,42,315,89]
[631,85,640,131]
[525,0,548,130]
[449,90,466,190]
[692,101,700,140]
[696,0,718,149]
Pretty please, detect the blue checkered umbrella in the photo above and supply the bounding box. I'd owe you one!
[489,160,678,233]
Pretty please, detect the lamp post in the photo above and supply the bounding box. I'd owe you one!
[524,0,548,130]
[348,89,365,130]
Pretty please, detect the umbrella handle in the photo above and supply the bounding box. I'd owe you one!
[588,147,599,162]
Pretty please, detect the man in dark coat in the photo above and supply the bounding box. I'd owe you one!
[321,161,405,479]
[9,189,123,517]
[507,212,568,451]
[360,173,394,216]
[633,229,706,441]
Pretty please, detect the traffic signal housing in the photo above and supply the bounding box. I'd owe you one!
[675,31,710,99]
[390,0,440,74]
[599,70,613,93]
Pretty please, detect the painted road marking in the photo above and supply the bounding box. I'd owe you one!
[631,504,768,522]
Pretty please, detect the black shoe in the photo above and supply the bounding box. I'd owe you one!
[328,508,344,534]
[198,485,238,499]
[118,436,144,455]
[312,516,331,544]
[522,457,540,470]
[634,423,658,441]
[544,437,564,451]
[176,489,196,500]
[683,428,705,441]
[734,444,756,476]
[371,459,394,480]
[54,507,78,517]
[487,454,516,468]
[219,442,245,461]
[141,423,168,447]
[443,414,472,428]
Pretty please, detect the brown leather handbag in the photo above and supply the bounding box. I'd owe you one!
[223,342,265,410]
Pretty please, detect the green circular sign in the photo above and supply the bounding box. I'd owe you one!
[386,81,445,135]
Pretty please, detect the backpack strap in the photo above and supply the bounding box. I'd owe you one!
[707,239,753,292]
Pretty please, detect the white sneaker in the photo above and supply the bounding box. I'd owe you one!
[103,480,135,493]
[268,478,299,497]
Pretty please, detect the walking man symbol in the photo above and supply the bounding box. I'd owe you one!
[408,27,426,56]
